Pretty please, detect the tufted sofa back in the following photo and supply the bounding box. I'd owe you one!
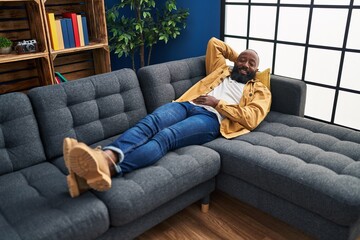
[137,56,206,113]
[0,93,46,175]
[28,69,147,160]
[137,56,307,117]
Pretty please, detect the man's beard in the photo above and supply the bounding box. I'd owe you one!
[231,65,256,84]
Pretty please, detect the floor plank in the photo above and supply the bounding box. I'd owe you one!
[136,191,315,240]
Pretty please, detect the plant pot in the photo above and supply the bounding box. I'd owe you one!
[0,46,12,54]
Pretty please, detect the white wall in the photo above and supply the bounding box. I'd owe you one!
[223,0,360,130]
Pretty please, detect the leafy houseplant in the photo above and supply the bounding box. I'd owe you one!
[0,36,12,54]
[107,0,189,70]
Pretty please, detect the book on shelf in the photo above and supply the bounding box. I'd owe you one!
[55,72,68,82]
[46,13,59,50]
[48,12,90,50]
[62,12,80,47]
[64,18,76,48]
[54,76,61,84]
[55,19,64,50]
[81,16,90,45]
[60,19,70,49]
[77,14,85,46]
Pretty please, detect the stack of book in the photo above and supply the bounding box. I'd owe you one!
[47,12,90,50]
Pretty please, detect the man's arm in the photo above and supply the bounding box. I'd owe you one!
[215,83,271,130]
[192,95,219,107]
[205,37,239,75]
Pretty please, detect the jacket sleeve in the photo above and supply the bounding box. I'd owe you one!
[215,83,272,130]
[206,37,239,75]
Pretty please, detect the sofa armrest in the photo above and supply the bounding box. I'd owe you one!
[270,75,307,117]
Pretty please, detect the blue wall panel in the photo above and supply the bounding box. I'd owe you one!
[105,0,221,70]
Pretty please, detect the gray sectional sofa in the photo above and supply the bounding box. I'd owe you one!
[0,56,359,240]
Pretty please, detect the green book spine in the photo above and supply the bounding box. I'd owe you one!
[55,72,68,82]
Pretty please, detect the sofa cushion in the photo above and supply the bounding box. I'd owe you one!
[0,92,46,175]
[205,111,360,226]
[0,162,109,240]
[93,145,220,226]
[28,69,147,160]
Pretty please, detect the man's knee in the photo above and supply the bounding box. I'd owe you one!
[153,128,177,151]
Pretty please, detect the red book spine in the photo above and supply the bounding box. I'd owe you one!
[62,12,80,47]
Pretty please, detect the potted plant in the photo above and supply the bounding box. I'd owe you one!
[0,36,13,54]
[107,0,189,70]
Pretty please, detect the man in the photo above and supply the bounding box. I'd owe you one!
[64,37,271,197]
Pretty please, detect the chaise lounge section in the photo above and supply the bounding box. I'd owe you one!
[138,56,360,240]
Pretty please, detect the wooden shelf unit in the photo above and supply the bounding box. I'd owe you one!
[43,0,110,83]
[0,0,110,94]
[0,0,52,94]
[52,47,110,81]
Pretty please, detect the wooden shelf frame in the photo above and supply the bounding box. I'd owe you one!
[0,52,48,64]
[0,0,52,92]
[42,0,110,84]
[0,0,110,94]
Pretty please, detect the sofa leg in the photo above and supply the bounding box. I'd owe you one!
[201,195,210,213]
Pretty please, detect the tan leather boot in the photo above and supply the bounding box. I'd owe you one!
[69,143,112,191]
[63,138,90,198]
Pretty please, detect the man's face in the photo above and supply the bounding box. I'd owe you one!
[231,50,259,84]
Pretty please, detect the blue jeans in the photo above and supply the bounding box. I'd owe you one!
[103,102,220,175]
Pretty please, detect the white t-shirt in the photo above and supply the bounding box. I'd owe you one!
[191,76,245,123]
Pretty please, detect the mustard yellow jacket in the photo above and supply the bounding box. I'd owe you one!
[175,37,272,139]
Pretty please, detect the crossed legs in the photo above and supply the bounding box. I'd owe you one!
[64,138,119,197]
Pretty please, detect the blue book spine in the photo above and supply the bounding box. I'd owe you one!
[65,18,76,48]
[60,19,70,48]
[81,16,89,45]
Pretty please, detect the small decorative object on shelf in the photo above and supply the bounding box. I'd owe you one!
[15,40,38,54]
[0,36,12,54]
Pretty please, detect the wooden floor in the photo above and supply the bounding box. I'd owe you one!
[137,191,315,240]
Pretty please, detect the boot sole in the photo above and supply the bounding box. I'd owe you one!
[64,138,88,197]
[69,145,111,191]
